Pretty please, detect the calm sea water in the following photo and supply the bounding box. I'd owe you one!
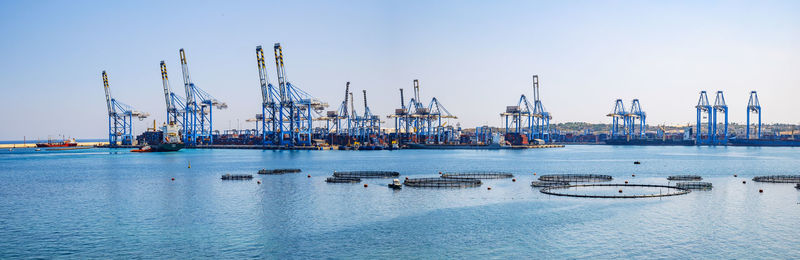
[1,145,799,258]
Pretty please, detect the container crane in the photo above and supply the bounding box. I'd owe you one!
[500,95,534,145]
[271,43,328,146]
[746,91,761,139]
[695,91,712,144]
[179,48,227,146]
[102,71,149,146]
[607,99,627,138]
[256,45,280,145]
[627,99,646,138]
[712,91,728,144]
[531,75,552,142]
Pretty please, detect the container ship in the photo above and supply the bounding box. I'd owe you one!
[36,139,78,148]
[727,138,800,147]
[604,138,694,146]
[132,121,184,152]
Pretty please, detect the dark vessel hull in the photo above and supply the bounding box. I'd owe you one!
[604,139,694,146]
[405,143,508,150]
[728,139,800,147]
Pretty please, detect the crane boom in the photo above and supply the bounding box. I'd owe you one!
[273,43,287,102]
[399,88,405,109]
[256,46,271,105]
[343,82,350,117]
[102,71,113,115]
[160,61,172,114]
[363,90,368,112]
[179,48,194,104]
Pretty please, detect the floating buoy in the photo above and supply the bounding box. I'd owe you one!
[533,172,537,175]
[742,181,746,184]
[171,178,175,181]
[624,180,628,184]
[188,161,191,168]
[487,187,492,190]
[439,171,442,175]
[618,189,623,193]
[759,189,763,193]
[512,178,516,182]
[257,180,261,184]
[405,177,409,180]
[307,174,311,178]
[632,174,636,177]
[734,174,738,177]
[363,184,368,188]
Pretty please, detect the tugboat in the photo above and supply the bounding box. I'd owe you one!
[388,179,403,189]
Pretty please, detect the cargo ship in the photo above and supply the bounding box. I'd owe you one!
[36,138,78,148]
[604,138,694,146]
[132,121,184,152]
[405,143,509,149]
[727,138,800,147]
[131,142,185,152]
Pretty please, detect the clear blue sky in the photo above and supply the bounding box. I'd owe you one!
[1,0,798,140]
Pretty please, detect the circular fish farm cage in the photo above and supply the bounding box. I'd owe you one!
[752,175,800,183]
[258,168,302,175]
[675,181,713,190]
[530,181,571,187]
[403,178,482,188]
[539,184,690,198]
[667,175,703,181]
[325,177,362,183]
[333,171,400,178]
[441,171,514,179]
[538,174,613,183]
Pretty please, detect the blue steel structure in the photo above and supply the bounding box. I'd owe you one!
[531,75,552,142]
[746,91,761,139]
[388,79,456,144]
[179,48,227,146]
[501,95,534,140]
[607,99,627,138]
[255,45,280,145]
[712,91,728,144]
[102,71,148,146]
[389,88,411,142]
[627,99,646,138]
[255,43,327,147]
[695,91,712,144]
[160,61,185,132]
[354,90,381,144]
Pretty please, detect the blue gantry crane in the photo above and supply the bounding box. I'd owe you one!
[179,48,227,146]
[531,75,552,142]
[712,91,728,144]
[607,99,627,138]
[501,95,534,144]
[627,99,646,138]
[255,43,327,147]
[255,45,280,145]
[695,91,712,144]
[102,71,149,146]
[746,91,761,139]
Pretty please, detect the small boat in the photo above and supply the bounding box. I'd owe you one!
[388,179,402,189]
[35,149,41,151]
[634,161,641,165]
[795,183,799,189]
